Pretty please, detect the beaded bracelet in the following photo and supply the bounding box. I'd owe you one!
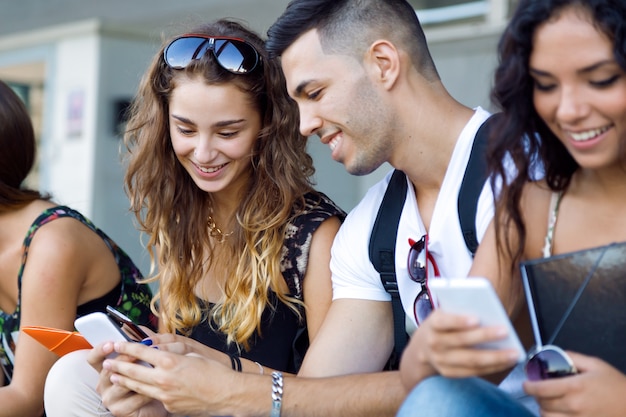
[270,371,283,417]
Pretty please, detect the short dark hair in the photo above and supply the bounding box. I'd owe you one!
[266,0,439,80]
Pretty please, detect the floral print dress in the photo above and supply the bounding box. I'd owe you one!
[0,206,157,384]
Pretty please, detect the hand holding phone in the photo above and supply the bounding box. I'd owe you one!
[429,277,526,362]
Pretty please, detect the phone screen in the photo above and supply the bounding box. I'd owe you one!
[105,306,149,341]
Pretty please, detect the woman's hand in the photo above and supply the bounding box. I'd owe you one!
[145,333,228,363]
[400,309,521,391]
[87,342,166,417]
[524,352,626,417]
[102,341,243,416]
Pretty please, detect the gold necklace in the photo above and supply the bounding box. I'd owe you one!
[207,215,233,243]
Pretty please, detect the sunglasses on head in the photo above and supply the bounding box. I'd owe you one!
[407,235,440,324]
[164,34,260,74]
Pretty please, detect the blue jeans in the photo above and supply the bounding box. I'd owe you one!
[396,376,537,417]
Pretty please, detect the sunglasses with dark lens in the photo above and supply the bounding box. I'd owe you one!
[524,242,613,381]
[164,34,260,74]
[407,235,440,324]
[525,345,576,381]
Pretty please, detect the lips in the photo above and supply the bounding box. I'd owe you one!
[321,131,342,150]
[195,162,227,173]
[568,125,610,142]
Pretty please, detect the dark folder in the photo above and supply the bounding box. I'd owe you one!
[520,241,626,374]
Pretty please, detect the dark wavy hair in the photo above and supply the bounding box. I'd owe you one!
[123,19,315,348]
[489,0,626,265]
[0,80,49,211]
[266,0,439,81]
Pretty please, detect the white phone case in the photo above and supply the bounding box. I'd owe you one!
[75,312,153,366]
[74,312,131,349]
[429,277,526,362]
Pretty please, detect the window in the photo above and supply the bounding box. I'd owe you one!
[408,0,489,25]
[8,82,31,109]
[0,62,46,189]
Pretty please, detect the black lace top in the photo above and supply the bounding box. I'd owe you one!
[189,192,345,373]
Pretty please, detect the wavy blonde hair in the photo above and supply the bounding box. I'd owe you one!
[124,19,315,349]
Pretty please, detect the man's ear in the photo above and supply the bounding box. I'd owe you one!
[365,40,400,90]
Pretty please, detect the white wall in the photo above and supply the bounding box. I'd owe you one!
[91,33,162,275]
[428,30,501,112]
[46,34,99,214]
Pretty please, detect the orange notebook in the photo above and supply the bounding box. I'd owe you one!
[21,326,93,356]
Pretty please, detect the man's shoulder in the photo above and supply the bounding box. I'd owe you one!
[461,107,493,142]
[333,168,407,264]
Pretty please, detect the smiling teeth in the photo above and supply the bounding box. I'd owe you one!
[198,164,225,173]
[329,137,339,151]
[570,126,609,142]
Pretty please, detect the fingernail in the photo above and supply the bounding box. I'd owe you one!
[466,316,480,326]
[509,350,521,361]
[494,327,508,337]
[140,338,153,346]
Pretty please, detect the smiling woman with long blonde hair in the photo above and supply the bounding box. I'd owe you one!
[44,19,344,417]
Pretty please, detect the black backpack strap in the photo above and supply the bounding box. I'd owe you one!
[368,114,501,368]
[457,113,500,255]
[368,169,408,369]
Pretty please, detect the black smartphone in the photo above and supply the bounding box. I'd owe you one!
[105,305,149,341]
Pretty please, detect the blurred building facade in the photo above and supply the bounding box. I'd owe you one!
[0,0,517,274]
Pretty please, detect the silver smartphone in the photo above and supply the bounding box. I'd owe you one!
[429,277,526,362]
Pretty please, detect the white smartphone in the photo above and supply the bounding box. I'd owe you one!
[429,277,526,362]
[75,312,152,365]
[74,311,135,348]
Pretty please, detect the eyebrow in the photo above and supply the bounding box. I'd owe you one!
[171,114,246,127]
[293,79,315,98]
[214,119,246,128]
[530,59,617,77]
[171,114,194,124]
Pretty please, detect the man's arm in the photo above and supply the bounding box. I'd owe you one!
[281,298,404,416]
[280,372,406,417]
[106,298,406,417]
[106,338,407,417]
[299,298,393,376]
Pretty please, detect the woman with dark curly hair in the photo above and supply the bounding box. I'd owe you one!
[0,78,155,417]
[398,0,626,416]
[44,18,344,417]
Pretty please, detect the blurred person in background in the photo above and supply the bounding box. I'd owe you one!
[0,79,155,417]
